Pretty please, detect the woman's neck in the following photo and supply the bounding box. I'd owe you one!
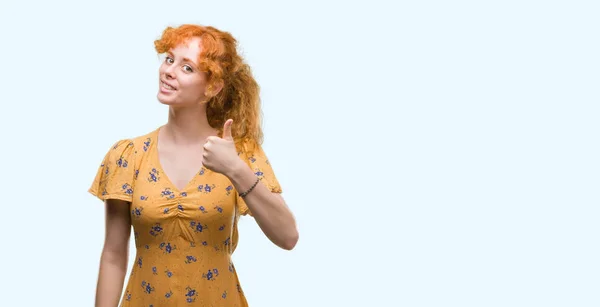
[160,105,218,146]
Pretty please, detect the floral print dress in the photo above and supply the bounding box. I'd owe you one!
[89,128,282,306]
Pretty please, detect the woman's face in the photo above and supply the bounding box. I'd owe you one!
[157,37,209,106]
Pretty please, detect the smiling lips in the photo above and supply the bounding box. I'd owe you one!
[161,80,176,91]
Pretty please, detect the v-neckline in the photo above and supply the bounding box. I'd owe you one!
[152,127,210,194]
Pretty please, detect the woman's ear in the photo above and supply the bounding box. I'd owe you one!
[206,79,225,97]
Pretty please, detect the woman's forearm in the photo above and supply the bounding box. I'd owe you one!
[228,161,299,250]
[96,250,129,307]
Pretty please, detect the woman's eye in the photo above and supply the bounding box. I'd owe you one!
[183,65,193,72]
[165,57,174,64]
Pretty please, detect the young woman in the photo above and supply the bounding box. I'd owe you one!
[89,24,298,307]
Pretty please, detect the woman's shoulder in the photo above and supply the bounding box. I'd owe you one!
[104,127,156,151]
[104,128,159,168]
[127,128,159,153]
[101,128,159,161]
[236,137,261,155]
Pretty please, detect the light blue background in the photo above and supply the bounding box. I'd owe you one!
[0,0,598,306]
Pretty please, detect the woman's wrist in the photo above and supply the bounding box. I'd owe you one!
[225,158,249,180]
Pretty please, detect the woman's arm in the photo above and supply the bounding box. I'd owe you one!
[96,199,132,307]
[228,163,299,250]
[201,121,298,250]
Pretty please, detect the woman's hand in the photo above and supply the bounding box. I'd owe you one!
[202,119,245,177]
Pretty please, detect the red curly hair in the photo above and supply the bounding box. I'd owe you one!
[154,24,263,151]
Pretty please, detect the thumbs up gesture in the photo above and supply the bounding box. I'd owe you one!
[202,119,244,177]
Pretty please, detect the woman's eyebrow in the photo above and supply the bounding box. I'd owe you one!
[182,57,198,66]
[170,54,198,67]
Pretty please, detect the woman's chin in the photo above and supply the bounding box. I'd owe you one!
[157,93,177,105]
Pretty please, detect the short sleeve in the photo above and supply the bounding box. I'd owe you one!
[88,139,136,203]
[236,142,282,216]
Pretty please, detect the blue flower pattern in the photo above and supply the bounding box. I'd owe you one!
[88,129,282,306]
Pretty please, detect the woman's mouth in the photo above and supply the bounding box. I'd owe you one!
[161,80,176,91]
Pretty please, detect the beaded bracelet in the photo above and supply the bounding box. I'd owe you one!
[239,177,260,198]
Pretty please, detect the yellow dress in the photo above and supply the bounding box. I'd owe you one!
[89,128,282,306]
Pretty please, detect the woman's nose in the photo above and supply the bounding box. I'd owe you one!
[161,63,175,79]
